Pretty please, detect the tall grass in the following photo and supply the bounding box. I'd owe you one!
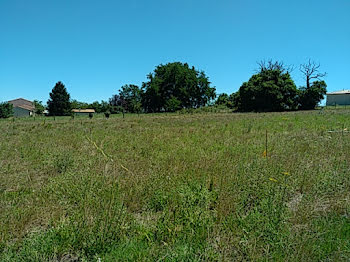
[0,110,349,261]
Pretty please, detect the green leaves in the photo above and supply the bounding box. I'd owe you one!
[119,84,143,113]
[234,68,299,112]
[298,80,327,110]
[33,100,45,115]
[47,81,71,116]
[0,102,13,118]
[142,62,216,112]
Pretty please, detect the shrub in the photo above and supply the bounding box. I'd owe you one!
[0,102,13,118]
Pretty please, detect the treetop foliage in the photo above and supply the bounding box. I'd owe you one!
[298,80,327,110]
[234,66,299,112]
[47,81,71,116]
[141,62,216,112]
[230,59,327,112]
[33,100,45,115]
[3,60,327,117]
[0,102,13,118]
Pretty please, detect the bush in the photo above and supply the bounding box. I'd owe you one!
[234,69,298,112]
[0,102,13,118]
[298,81,327,110]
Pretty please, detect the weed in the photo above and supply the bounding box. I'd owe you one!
[1,111,350,260]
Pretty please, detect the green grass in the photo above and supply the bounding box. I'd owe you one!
[1,110,350,261]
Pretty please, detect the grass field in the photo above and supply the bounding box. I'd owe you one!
[1,110,350,261]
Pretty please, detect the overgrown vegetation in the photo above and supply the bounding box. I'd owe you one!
[220,60,327,112]
[1,110,349,260]
[233,64,298,112]
[0,102,13,118]
[3,60,327,117]
[141,62,216,112]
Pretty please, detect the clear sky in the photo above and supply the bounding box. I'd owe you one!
[1,0,349,104]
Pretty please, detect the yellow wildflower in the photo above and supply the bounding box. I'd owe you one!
[282,172,290,176]
[269,178,278,183]
[262,150,267,158]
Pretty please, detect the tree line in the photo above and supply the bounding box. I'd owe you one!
[215,60,327,111]
[0,60,327,118]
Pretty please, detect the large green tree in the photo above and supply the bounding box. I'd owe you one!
[215,93,229,106]
[233,62,298,112]
[90,100,111,113]
[215,93,235,108]
[118,84,143,113]
[71,100,89,110]
[298,81,327,110]
[47,81,71,116]
[0,102,13,118]
[142,62,216,112]
[298,60,327,110]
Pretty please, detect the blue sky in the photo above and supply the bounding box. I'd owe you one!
[1,0,349,104]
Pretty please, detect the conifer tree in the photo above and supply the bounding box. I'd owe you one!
[47,81,71,116]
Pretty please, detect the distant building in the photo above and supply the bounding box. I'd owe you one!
[326,90,350,106]
[72,109,95,116]
[8,98,35,117]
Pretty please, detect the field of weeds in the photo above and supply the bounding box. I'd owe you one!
[1,111,350,261]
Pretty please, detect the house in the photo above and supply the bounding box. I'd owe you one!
[326,90,350,106]
[8,98,35,117]
[72,109,95,116]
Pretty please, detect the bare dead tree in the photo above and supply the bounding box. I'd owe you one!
[256,59,294,73]
[300,59,327,88]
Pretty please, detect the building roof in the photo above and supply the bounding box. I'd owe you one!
[15,104,35,111]
[8,98,35,110]
[8,98,33,104]
[327,90,350,95]
[72,109,95,113]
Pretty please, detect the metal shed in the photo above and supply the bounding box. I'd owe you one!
[326,90,350,106]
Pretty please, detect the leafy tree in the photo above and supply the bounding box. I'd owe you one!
[47,81,71,116]
[215,93,229,106]
[71,100,89,110]
[298,60,327,110]
[228,93,236,109]
[99,100,111,113]
[165,96,181,112]
[0,102,13,118]
[109,94,126,114]
[33,100,45,115]
[86,100,111,113]
[233,62,298,112]
[118,84,142,113]
[89,101,100,112]
[298,81,327,110]
[142,62,216,112]
[215,93,235,108]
